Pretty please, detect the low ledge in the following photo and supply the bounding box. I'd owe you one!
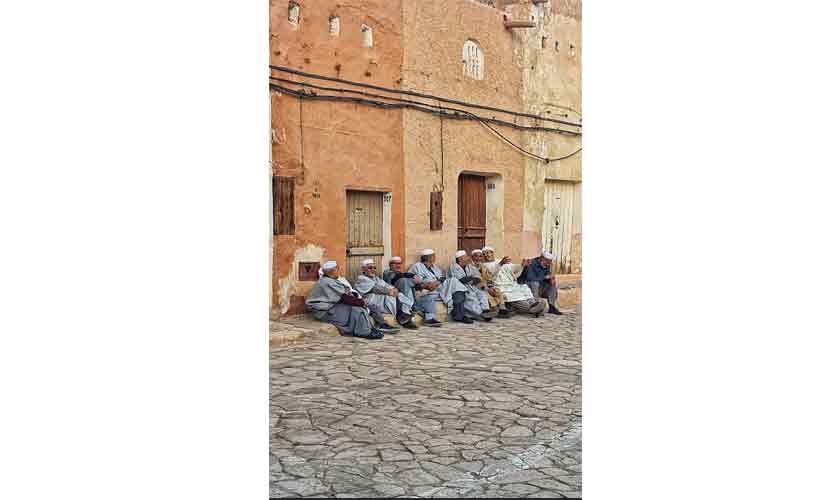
[504,20,537,29]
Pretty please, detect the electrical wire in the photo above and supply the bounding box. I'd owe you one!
[270,83,581,163]
[270,77,579,136]
[270,65,582,128]
[441,103,582,163]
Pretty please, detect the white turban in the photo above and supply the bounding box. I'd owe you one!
[542,251,555,260]
[471,249,483,255]
[482,246,494,252]
[389,256,402,263]
[421,249,435,256]
[454,250,467,259]
[322,260,337,270]
[361,258,374,267]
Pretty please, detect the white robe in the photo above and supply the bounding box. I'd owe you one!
[493,263,535,303]
[484,259,501,277]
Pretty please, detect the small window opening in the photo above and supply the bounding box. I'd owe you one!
[288,2,300,27]
[329,15,340,36]
[541,36,547,49]
[462,40,484,80]
[555,41,560,51]
[361,24,373,48]
[569,43,576,57]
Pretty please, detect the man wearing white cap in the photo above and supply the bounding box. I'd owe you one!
[408,249,474,324]
[519,251,563,315]
[481,246,512,278]
[305,260,399,339]
[470,249,512,318]
[355,259,419,330]
[493,260,549,317]
[383,256,438,327]
[448,250,496,321]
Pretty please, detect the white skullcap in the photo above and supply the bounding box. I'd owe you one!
[421,249,435,256]
[361,258,374,266]
[322,260,337,270]
[542,251,555,260]
[389,256,401,263]
[471,249,483,255]
[482,246,494,252]
[454,250,467,259]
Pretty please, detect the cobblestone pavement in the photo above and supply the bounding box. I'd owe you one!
[270,306,581,498]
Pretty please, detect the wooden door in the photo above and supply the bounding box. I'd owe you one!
[541,180,582,274]
[346,190,384,283]
[458,174,486,253]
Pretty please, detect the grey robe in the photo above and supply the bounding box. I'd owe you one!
[448,262,489,316]
[407,261,469,312]
[466,263,493,310]
[305,276,375,336]
[355,273,412,317]
[382,269,419,312]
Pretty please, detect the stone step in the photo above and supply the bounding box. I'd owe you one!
[553,274,582,307]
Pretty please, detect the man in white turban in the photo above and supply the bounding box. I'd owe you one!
[448,250,495,321]
[493,261,549,317]
[305,260,400,339]
[470,249,512,318]
[480,246,516,278]
[408,249,474,324]
[382,256,439,327]
[519,250,563,315]
[355,259,419,329]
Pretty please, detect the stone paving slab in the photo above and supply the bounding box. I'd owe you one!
[270,306,581,498]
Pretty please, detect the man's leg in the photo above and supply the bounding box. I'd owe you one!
[367,302,401,333]
[505,300,528,313]
[394,294,419,329]
[540,280,563,315]
[330,304,383,340]
[415,292,442,326]
[475,288,491,311]
[395,292,414,316]
[394,278,417,310]
[451,290,473,323]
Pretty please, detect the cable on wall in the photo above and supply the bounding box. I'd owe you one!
[270,65,582,128]
[270,77,579,136]
[270,84,581,164]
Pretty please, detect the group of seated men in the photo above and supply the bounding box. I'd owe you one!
[305,247,564,340]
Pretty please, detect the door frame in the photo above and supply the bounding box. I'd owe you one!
[344,188,392,281]
[457,171,504,254]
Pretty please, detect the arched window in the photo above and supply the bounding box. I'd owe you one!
[462,40,484,80]
[287,1,300,28]
[361,24,373,48]
[329,15,340,36]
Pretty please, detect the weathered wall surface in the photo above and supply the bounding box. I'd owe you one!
[270,0,405,313]
[400,0,581,266]
[269,0,582,315]
[401,0,528,266]
[516,0,582,262]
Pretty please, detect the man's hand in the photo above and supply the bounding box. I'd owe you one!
[388,288,399,297]
[521,258,532,267]
[426,280,440,290]
[548,275,557,285]
[413,275,422,284]
[489,288,501,298]
[500,256,512,265]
